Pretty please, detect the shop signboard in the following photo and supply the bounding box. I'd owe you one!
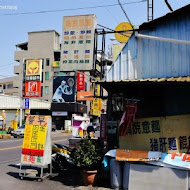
[21,115,51,166]
[52,76,75,103]
[24,98,30,109]
[90,109,101,117]
[52,61,60,68]
[25,59,42,81]
[114,22,133,43]
[61,14,97,71]
[100,113,107,140]
[119,114,190,153]
[77,91,94,101]
[77,72,85,91]
[24,81,41,97]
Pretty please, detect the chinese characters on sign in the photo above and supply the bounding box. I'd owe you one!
[77,72,85,91]
[21,115,48,166]
[150,136,190,152]
[124,118,190,152]
[127,120,161,135]
[61,14,97,71]
[24,81,41,97]
[100,114,107,140]
[24,59,42,98]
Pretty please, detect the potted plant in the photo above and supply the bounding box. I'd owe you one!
[70,136,103,186]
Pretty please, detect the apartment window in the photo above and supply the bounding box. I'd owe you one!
[41,72,44,83]
[7,83,13,89]
[45,86,49,95]
[42,59,44,70]
[46,58,50,66]
[3,84,6,89]
[41,86,43,97]
[45,72,49,80]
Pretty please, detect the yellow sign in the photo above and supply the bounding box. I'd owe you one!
[21,115,52,167]
[114,22,133,43]
[94,82,100,96]
[22,124,47,150]
[22,116,48,157]
[26,60,42,76]
[92,98,102,110]
[52,61,60,67]
[119,114,190,153]
[90,109,101,116]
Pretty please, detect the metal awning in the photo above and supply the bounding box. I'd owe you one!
[96,76,190,93]
[97,76,190,84]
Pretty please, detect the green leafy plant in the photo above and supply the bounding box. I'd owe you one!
[70,136,103,171]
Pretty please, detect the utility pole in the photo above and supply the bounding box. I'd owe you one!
[19,59,24,127]
[147,0,154,21]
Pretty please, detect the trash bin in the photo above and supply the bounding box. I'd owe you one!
[123,162,130,190]
[110,158,123,189]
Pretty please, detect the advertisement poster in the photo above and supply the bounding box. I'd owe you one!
[53,76,75,102]
[21,115,51,166]
[61,14,97,71]
[24,81,41,97]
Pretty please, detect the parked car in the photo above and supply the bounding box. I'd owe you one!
[12,125,25,138]
[52,122,56,132]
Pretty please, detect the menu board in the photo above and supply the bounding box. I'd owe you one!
[21,115,51,166]
[61,14,97,71]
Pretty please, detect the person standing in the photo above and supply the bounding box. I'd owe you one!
[87,123,95,138]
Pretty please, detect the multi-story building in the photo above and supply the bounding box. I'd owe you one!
[0,76,19,96]
[14,30,61,102]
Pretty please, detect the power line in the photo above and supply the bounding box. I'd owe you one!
[0,63,16,68]
[0,74,14,78]
[0,0,146,16]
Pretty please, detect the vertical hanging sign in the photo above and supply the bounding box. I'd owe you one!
[77,72,85,91]
[61,14,97,71]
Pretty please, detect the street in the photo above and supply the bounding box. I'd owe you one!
[0,132,70,164]
[0,131,109,190]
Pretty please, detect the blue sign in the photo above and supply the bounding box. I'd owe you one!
[24,98,30,109]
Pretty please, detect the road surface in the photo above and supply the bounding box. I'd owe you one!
[0,131,109,190]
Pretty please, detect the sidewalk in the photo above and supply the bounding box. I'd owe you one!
[50,161,111,190]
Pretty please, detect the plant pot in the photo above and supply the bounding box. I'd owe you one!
[81,170,98,186]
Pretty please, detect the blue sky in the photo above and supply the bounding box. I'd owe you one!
[0,0,189,78]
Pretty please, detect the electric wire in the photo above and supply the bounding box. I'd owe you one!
[0,0,146,16]
[0,63,16,68]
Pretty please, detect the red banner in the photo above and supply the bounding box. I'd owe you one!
[22,148,44,156]
[77,72,85,91]
[24,81,41,97]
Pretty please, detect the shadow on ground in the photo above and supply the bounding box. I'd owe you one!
[50,163,111,188]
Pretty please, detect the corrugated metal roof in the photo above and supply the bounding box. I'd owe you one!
[140,4,190,30]
[106,5,190,82]
[0,94,50,109]
[100,76,190,83]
